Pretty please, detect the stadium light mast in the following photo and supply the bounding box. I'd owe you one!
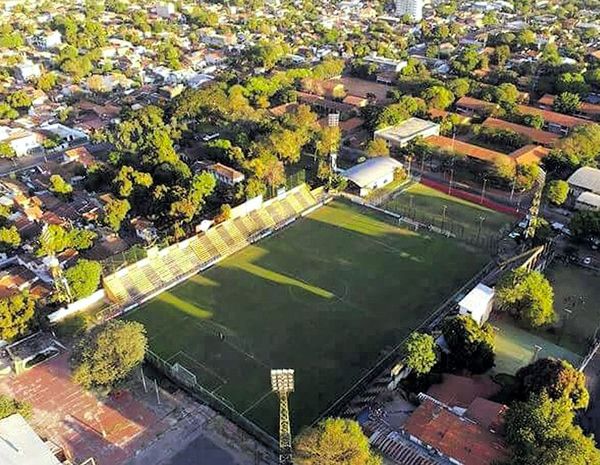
[271,369,295,465]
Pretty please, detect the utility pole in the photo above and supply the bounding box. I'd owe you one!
[480,178,487,204]
[271,369,294,465]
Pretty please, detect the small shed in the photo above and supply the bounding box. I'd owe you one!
[458,283,495,325]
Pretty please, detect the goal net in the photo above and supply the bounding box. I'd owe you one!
[171,362,198,387]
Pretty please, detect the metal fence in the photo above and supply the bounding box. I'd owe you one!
[145,350,279,451]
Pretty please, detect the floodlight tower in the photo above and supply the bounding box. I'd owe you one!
[271,369,295,465]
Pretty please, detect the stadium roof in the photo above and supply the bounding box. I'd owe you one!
[343,157,402,188]
[568,166,600,194]
[0,414,61,465]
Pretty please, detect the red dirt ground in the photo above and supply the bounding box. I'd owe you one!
[0,352,165,465]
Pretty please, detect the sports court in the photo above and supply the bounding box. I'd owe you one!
[491,316,583,375]
[126,200,489,435]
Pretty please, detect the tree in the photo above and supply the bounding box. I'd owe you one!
[71,320,147,389]
[103,198,130,231]
[495,83,520,106]
[0,292,36,341]
[6,90,32,110]
[556,73,589,96]
[540,43,561,66]
[569,211,600,240]
[545,180,569,205]
[451,46,481,75]
[495,268,555,328]
[549,124,600,169]
[441,315,495,373]
[553,92,581,115]
[448,78,470,98]
[295,418,382,465]
[49,174,73,198]
[0,226,21,252]
[365,138,389,157]
[156,40,181,70]
[63,259,102,301]
[515,358,589,410]
[505,393,600,465]
[421,86,455,110]
[493,45,511,67]
[37,72,58,92]
[0,394,31,420]
[403,332,437,375]
[37,224,96,256]
[315,127,341,158]
[0,142,15,159]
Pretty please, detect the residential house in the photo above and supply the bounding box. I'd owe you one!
[0,127,41,157]
[207,163,245,186]
[30,30,62,49]
[14,60,42,81]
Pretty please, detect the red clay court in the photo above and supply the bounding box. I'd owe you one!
[0,351,167,465]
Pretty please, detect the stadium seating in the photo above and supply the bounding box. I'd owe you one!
[103,185,318,305]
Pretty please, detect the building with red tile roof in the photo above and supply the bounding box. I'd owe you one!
[455,96,499,116]
[482,117,560,147]
[404,397,509,465]
[516,104,589,135]
[537,94,600,121]
[426,374,501,409]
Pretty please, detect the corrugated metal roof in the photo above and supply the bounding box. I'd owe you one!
[342,157,403,188]
[0,414,61,465]
[568,166,600,194]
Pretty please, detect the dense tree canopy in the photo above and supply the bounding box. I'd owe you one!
[402,332,437,375]
[36,224,96,257]
[545,180,569,205]
[71,320,147,389]
[0,394,31,420]
[64,259,103,302]
[295,418,382,465]
[515,358,589,410]
[441,315,495,373]
[496,269,556,328]
[103,198,131,232]
[0,226,21,252]
[505,393,600,465]
[0,292,36,342]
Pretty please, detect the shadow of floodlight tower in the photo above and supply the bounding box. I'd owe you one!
[271,369,295,465]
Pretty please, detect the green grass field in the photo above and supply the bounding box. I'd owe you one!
[383,184,514,241]
[126,200,489,435]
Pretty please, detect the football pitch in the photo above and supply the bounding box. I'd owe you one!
[126,200,489,435]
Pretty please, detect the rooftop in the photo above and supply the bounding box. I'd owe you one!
[426,374,501,409]
[458,283,494,315]
[568,166,600,194]
[482,117,560,147]
[0,414,61,465]
[343,157,403,188]
[517,104,590,129]
[374,117,440,142]
[404,399,509,465]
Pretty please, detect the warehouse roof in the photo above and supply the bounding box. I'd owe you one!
[343,157,402,188]
[568,166,600,194]
[577,191,600,208]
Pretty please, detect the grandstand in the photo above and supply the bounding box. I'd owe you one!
[103,185,318,305]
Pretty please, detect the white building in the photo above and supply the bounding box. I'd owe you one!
[575,191,600,212]
[208,163,245,186]
[156,2,176,17]
[567,166,600,198]
[458,283,495,326]
[0,414,63,465]
[31,30,62,49]
[0,127,40,157]
[374,117,440,149]
[343,157,403,197]
[14,61,41,81]
[396,0,423,21]
[363,53,408,73]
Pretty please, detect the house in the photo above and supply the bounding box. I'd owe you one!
[363,53,408,73]
[0,127,40,157]
[567,166,600,198]
[156,2,176,17]
[374,117,440,148]
[455,96,499,116]
[516,104,589,135]
[207,163,245,186]
[537,94,600,121]
[131,217,158,244]
[31,30,62,49]
[342,157,403,197]
[575,191,600,212]
[458,283,495,325]
[14,60,41,81]
[0,414,63,465]
[404,397,509,465]
[482,117,559,147]
[202,33,237,47]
